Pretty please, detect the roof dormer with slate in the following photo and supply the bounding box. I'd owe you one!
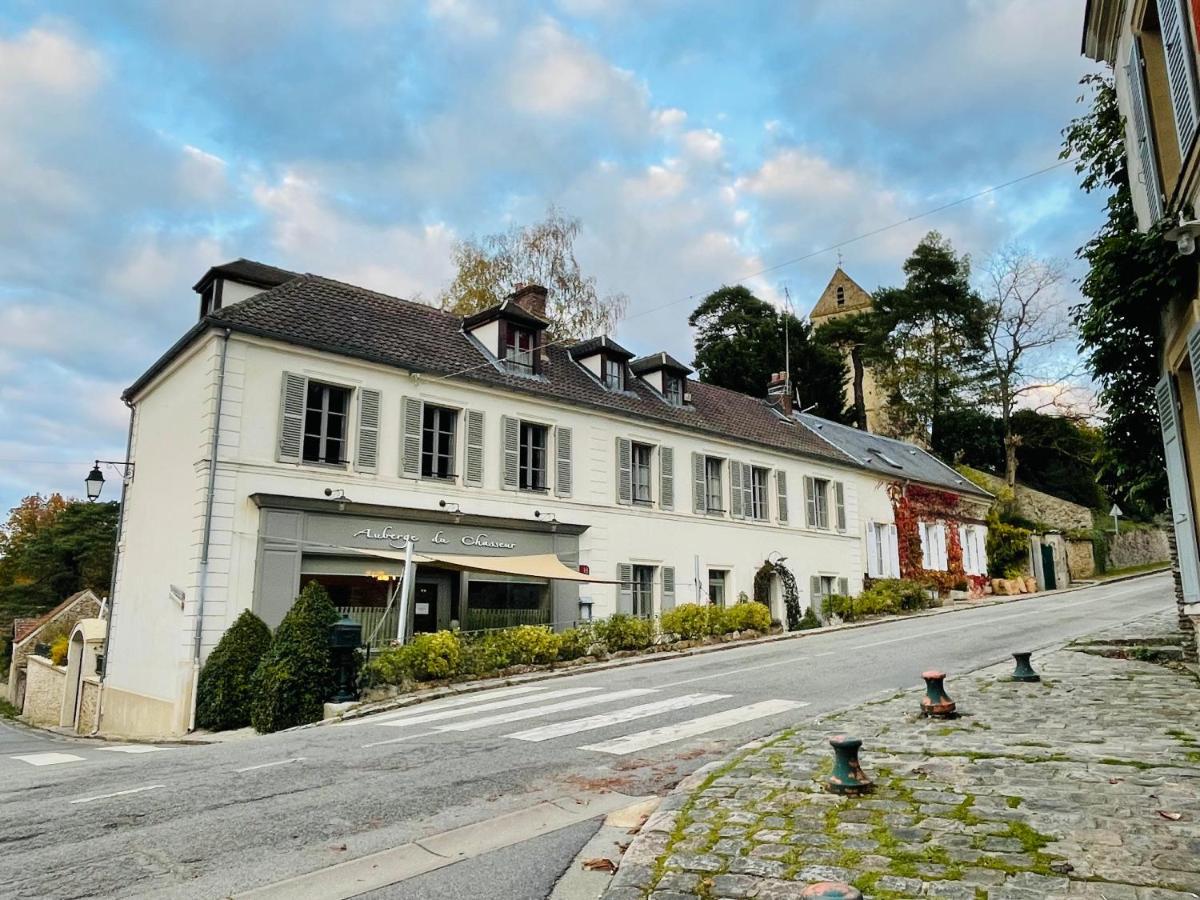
[569,335,635,392]
[461,284,551,377]
[193,258,299,320]
[630,352,693,407]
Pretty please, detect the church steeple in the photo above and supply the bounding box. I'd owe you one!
[810,267,872,321]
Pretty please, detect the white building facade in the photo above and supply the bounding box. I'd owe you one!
[99,261,990,737]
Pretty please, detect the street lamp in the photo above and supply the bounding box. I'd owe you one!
[84,460,135,502]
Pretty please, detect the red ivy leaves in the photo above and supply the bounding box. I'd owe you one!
[887,482,967,591]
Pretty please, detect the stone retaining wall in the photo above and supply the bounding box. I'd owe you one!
[1108,528,1170,570]
[1065,538,1096,579]
[22,655,65,727]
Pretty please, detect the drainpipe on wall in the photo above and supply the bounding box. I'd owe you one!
[188,329,231,732]
[91,398,136,736]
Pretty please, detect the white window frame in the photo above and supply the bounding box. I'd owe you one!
[518,420,549,492]
[302,379,353,467]
[420,403,459,480]
[704,456,725,514]
[631,441,654,506]
[749,466,770,520]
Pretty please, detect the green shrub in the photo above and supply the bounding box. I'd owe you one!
[660,604,719,640]
[403,631,462,680]
[49,634,69,666]
[557,623,598,660]
[822,594,857,621]
[722,601,771,632]
[460,630,512,675]
[250,581,340,733]
[196,609,272,731]
[797,606,822,630]
[362,643,413,687]
[987,516,1032,577]
[503,625,562,665]
[594,613,653,652]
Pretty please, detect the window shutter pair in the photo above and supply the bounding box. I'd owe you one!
[804,476,817,528]
[277,371,377,472]
[692,452,706,514]
[1127,41,1165,222]
[501,415,520,490]
[834,482,846,532]
[1157,369,1200,603]
[730,461,744,518]
[1158,0,1200,158]
[776,471,788,524]
[661,566,676,611]
[660,447,675,511]
[555,427,573,498]
[616,563,633,614]
[615,437,633,505]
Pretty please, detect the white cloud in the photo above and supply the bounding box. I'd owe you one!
[0,25,104,104]
[427,0,501,38]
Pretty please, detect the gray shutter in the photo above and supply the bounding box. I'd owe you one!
[615,437,633,504]
[555,426,573,497]
[1157,374,1200,603]
[355,388,381,472]
[1159,0,1200,156]
[502,415,520,490]
[742,463,755,519]
[776,470,788,524]
[810,575,822,614]
[804,476,817,527]
[834,481,847,531]
[616,563,633,614]
[278,372,306,463]
[661,566,676,611]
[837,577,848,597]
[866,523,880,578]
[1128,41,1165,222]
[401,397,423,477]
[692,452,706,514]
[464,409,485,487]
[660,447,675,511]
[730,461,744,518]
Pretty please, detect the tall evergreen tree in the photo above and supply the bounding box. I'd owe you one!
[688,285,848,421]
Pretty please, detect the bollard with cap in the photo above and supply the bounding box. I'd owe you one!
[826,735,873,796]
[800,882,864,899]
[920,670,956,717]
[1011,651,1041,682]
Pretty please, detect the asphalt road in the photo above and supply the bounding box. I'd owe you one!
[0,573,1174,900]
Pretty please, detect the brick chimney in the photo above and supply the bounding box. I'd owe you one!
[767,371,793,415]
[509,284,548,319]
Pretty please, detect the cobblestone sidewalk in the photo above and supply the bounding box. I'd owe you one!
[609,609,1200,899]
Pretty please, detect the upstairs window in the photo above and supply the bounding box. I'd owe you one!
[749,466,770,520]
[632,442,653,505]
[602,355,624,391]
[704,456,725,513]
[664,374,684,406]
[806,477,830,529]
[519,421,548,491]
[421,405,457,479]
[303,381,350,466]
[504,326,536,375]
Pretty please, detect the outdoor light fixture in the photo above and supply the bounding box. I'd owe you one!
[534,509,558,522]
[767,551,788,565]
[1165,215,1200,255]
[438,499,461,514]
[84,459,134,502]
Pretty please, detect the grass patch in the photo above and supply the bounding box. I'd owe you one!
[1006,796,1023,809]
[0,698,19,719]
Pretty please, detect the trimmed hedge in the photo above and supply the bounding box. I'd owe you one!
[823,578,935,622]
[196,609,272,731]
[593,613,653,651]
[250,581,339,733]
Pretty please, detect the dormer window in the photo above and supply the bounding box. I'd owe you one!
[630,352,694,406]
[569,335,634,392]
[504,325,536,374]
[462,285,550,377]
[664,374,684,406]
[602,355,625,391]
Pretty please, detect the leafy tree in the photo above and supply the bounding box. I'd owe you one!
[689,285,848,421]
[814,312,883,430]
[250,581,339,733]
[871,232,990,445]
[1061,73,1184,516]
[438,206,627,340]
[0,494,118,662]
[931,408,1005,471]
[1009,410,1105,509]
[195,609,273,731]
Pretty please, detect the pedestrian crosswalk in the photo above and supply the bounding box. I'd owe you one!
[357,684,807,756]
[8,745,170,768]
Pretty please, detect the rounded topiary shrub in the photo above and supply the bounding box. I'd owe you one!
[250,581,339,734]
[195,609,272,731]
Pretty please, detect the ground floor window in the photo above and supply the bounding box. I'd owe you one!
[708,569,728,606]
[631,565,655,617]
[465,578,549,631]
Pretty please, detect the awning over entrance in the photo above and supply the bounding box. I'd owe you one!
[341,547,616,583]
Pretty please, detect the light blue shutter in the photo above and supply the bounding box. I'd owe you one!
[1159,0,1200,156]
[616,563,633,614]
[555,427,573,498]
[661,566,676,611]
[1128,41,1165,222]
[502,415,520,490]
[1158,373,1200,604]
[660,447,674,511]
[866,523,880,578]
[355,388,381,472]
[278,372,306,463]
[692,452,706,513]
[401,397,423,477]
[616,437,632,504]
[464,410,484,487]
[776,470,788,524]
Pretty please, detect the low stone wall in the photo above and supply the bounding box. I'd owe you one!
[77,677,101,734]
[22,655,65,727]
[1066,538,1096,579]
[962,467,1093,531]
[1108,529,1170,570]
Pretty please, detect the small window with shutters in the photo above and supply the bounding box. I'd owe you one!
[420,405,458,480]
[631,442,653,505]
[302,380,351,466]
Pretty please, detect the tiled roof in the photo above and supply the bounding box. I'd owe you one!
[569,335,634,360]
[795,414,992,499]
[191,274,854,466]
[192,258,299,292]
[630,352,693,375]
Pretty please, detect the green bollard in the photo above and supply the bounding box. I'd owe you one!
[1012,651,1041,682]
[800,882,864,899]
[920,670,957,717]
[826,735,873,796]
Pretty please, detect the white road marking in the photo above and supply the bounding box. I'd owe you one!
[656,657,806,689]
[336,684,554,727]
[507,693,730,742]
[70,784,164,804]
[361,731,438,749]
[580,699,807,755]
[436,689,657,732]
[97,745,170,754]
[376,686,601,728]
[11,752,86,766]
[236,757,306,773]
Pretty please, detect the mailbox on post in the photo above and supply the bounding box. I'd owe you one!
[329,615,363,703]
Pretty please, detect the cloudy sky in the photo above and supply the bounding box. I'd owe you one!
[0,0,1102,513]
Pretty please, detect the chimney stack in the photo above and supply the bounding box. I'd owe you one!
[509,284,548,319]
[767,371,793,416]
